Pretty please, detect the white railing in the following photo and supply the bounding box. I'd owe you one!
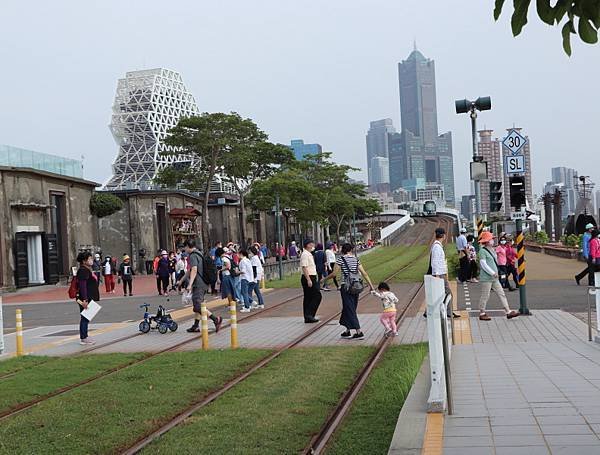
[380,212,411,244]
[424,275,453,413]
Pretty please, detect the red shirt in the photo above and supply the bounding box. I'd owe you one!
[506,245,517,265]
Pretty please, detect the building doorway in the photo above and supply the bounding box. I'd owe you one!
[156,204,167,250]
[49,192,68,274]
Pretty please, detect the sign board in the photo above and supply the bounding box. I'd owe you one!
[511,211,526,221]
[502,130,527,155]
[505,155,525,175]
[470,161,488,181]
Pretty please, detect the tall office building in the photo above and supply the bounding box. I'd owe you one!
[289,139,323,160]
[366,119,395,186]
[106,68,200,189]
[390,46,455,205]
[550,166,578,217]
[370,156,390,186]
[477,128,534,216]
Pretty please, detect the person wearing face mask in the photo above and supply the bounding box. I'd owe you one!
[496,235,516,291]
[477,231,519,321]
[300,239,321,323]
[590,229,600,275]
[575,223,596,286]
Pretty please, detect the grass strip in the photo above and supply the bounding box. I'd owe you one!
[325,343,428,455]
[0,355,49,377]
[0,349,269,454]
[393,243,456,282]
[142,346,374,454]
[367,246,427,284]
[0,353,145,413]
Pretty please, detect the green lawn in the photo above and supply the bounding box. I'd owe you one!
[142,347,374,454]
[325,344,428,455]
[0,353,145,413]
[0,349,269,454]
[393,243,457,282]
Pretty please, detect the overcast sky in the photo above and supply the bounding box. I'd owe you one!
[1,1,598,200]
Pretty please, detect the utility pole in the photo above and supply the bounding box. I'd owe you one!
[275,193,283,280]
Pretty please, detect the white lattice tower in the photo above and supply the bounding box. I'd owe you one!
[105,68,200,189]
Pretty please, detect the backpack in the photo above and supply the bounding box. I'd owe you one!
[191,251,217,285]
[341,256,364,295]
[228,257,241,277]
[68,275,79,299]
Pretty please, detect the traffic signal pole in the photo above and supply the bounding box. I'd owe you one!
[470,109,482,217]
[515,217,530,315]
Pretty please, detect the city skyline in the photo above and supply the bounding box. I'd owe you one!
[1,1,599,200]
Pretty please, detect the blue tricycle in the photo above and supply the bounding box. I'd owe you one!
[138,303,178,334]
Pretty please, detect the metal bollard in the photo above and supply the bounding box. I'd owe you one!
[440,308,453,415]
[200,302,209,350]
[230,300,238,349]
[15,309,24,357]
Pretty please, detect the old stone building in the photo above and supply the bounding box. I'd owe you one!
[0,166,99,288]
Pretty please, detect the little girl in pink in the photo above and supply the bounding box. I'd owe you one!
[371,282,399,337]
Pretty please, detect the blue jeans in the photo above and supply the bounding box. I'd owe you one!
[249,281,264,305]
[233,275,242,302]
[241,279,253,308]
[78,306,89,340]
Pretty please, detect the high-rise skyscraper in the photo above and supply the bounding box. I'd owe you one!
[370,156,390,186]
[550,166,578,217]
[106,68,200,189]
[366,119,395,186]
[289,139,322,160]
[390,46,455,205]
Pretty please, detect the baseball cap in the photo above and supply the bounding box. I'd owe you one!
[586,223,595,230]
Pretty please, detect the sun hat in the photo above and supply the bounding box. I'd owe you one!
[123,255,130,260]
[586,223,595,230]
[479,231,494,244]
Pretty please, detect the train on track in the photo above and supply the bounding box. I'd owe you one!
[407,200,437,217]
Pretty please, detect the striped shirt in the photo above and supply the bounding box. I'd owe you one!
[336,254,360,277]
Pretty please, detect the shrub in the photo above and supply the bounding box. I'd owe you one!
[534,231,549,245]
[90,192,124,218]
[564,234,580,248]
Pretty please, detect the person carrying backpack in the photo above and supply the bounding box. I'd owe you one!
[322,243,374,340]
[118,255,134,296]
[180,239,222,333]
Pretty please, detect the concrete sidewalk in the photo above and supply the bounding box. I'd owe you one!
[389,309,600,454]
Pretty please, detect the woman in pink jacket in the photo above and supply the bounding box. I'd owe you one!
[590,230,600,272]
[496,235,515,291]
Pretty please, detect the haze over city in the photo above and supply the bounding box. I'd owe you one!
[1,0,598,198]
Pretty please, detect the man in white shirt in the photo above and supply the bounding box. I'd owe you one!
[238,249,255,312]
[300,239,321,323]
[428,227,460,318]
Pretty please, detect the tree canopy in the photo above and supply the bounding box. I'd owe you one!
[494,0,600,55]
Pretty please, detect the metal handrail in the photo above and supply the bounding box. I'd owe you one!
[440,297,454,415]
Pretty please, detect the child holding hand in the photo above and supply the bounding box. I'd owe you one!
[371,282,399,337]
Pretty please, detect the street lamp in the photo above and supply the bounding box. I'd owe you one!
[455,96,492,219]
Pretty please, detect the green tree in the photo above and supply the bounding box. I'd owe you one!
[155,112,268,248]
[494,0,600,55]
[90,192,123,218]
[222,141,295,245]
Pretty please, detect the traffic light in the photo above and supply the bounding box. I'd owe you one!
[509,176,527,209]
[489,181,503,212]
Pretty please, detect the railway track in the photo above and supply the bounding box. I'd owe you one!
[118,216,450,454]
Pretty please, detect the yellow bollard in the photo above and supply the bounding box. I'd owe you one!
[260,277,266,290]
[15,309,24,357]
[230,300,238,349]
[200,302,209,350]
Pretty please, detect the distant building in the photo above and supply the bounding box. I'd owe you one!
[366,119,396,186]
[367,192,398,212]
[596,190,600,217]
[550,166,578,217]
[416,183,444,202]
[0,144,83,179]
[390,46,455,205]
[289,139,322,160]
[370,156,390,186]
[461,195,476,220]
[106,68,200,190]
[392,188,411,204]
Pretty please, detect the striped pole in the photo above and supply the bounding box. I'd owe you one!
[230,300,238,349]
[515,219,530,315]
[477,218,484,239]
[15,309,24,357]
[200,302,209,350]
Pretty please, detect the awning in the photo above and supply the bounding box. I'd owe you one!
[169,207,201,217]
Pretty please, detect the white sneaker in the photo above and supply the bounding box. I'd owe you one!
[257,305,265,309]
[251,303,258,309]
[240,307,251,313]
[79,338,95,345]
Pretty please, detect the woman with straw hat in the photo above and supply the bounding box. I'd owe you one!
[478,231,519,321]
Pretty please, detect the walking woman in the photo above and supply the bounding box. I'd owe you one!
[322,243,374,340]
[156,250,171,296]
[102,256,116,294]
[76,251,99,345]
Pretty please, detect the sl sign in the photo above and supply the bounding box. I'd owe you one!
[505,155,525,175]
[503,129,527,155]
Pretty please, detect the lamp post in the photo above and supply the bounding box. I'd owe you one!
[455,97,492,223]
[275,193,283,280]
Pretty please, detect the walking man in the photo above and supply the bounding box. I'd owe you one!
[575,223,596,286]
[180,240,223,333]
[477,231,519,321]
[429,227,460,318]
[300,239,322,323]
[456,227,469,283]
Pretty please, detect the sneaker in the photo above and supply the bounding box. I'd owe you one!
[352,332,365,340]
[257,304,265,309]
[479,312,491,321]
[240,307,251,313]
[79,338,95,345]
[384,330,392,338]
[186,325,200,333]
[341,331,351,338]
[393,331,398,337]
[214,316,223,333]
[251,303,258,309]
[506,310,519,319]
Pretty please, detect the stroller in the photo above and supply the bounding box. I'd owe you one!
[138,303,178,334]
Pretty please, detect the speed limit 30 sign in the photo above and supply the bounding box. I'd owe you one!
[505,155,525,175]
[502,129,527,155]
